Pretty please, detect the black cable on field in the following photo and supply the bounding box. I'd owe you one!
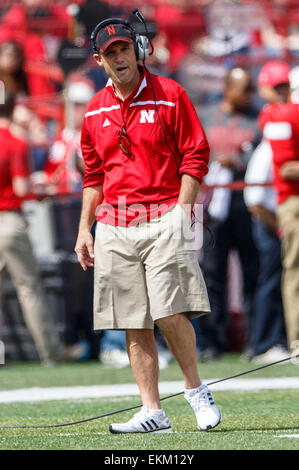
[0,354,298,430]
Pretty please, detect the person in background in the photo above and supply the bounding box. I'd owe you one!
[99,328,173,370]
[36,78,94,195]
[44,78,98,361]
[0,41,28,98]
[10,103,49,172]
[0,91,64,366]
[99,330,130,369]
[289,66,299,104]
[258,61,299,358]
[0,0,69,97]
[244,138,287,363]
[196,67,260,360]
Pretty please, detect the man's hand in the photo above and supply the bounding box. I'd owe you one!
[247,204,278,233]
[74,231,95,271]
[178,173,201,216]
[280,161,299,181]
[75,185,103,270]
[215,154,242,170]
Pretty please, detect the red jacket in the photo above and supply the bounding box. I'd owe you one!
[259,102,299,204]
[81,68,209,225]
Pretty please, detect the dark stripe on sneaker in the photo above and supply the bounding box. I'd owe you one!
[145,420,154,430]
[141,423,148,432]
[150,419,159,429]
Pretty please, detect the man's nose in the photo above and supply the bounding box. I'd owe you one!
[114,51,125,63]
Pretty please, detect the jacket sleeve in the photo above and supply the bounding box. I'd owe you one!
[81,117,104,188]
[174,89,210,183]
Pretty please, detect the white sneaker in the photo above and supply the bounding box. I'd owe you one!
[109,406,173,434]
[184,384,221,431]
[253,345,289,365]
[99,349,130,368]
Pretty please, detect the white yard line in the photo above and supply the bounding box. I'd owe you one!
[0,377,298,404]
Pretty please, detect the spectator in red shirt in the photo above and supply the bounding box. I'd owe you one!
[0,91,64,365]
[258,60,299,356]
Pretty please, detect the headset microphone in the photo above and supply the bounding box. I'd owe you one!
[131,7,143,21]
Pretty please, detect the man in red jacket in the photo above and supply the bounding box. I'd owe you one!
[75,19,221,434]
[258,61,299,357]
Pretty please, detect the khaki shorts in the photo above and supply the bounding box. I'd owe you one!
[93,204,210,330]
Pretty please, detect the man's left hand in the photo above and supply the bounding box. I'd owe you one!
[215,154,242,170]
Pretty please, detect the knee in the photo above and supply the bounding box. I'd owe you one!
[156,313,186,333]
[126,329,154,347]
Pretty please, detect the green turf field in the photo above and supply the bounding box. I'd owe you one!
[0,354,298,450]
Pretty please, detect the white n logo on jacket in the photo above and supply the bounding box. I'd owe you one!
[140,109,155,123]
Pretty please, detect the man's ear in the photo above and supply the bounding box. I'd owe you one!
[93,53,102,67]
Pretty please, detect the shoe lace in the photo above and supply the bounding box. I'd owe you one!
[130,407,148,425]
[190,389,213,414]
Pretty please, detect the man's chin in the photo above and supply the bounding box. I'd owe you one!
[114,75,132,86]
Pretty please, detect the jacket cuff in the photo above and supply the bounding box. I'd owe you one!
[179,168,204,184]
[83,173,104,188]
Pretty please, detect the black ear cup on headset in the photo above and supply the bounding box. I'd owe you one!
[90,18,150,61]
[134,33,150,61]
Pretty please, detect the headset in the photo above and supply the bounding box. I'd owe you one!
[90,13,151,62]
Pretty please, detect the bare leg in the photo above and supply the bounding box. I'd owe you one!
[156,313,201,389]
[126,329,161,409]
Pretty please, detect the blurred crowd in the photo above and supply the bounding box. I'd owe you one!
[0,0,299,368]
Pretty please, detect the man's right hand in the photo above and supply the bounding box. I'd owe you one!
[280,161,299,181]
[74,231,95,271]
